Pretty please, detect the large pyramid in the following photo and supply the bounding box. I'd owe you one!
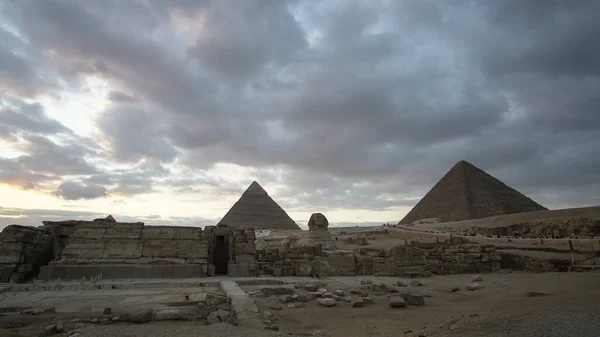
[399,160,547,224]
[219,181,301,230]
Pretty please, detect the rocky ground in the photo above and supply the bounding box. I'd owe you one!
[1,272,599,337]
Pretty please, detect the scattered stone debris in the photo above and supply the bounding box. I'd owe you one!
[334,289,345,296]
[279,294,297,303]
[410,280,424,287]
[103,307,112,315]
[265,325,280,331]
[304,284,319,292]
[44,324,57,334]
[397,281,407,287]
[313,329,331,337]
[317,298,337,307]
[472,275,483,282]
[406,294,425,306]
[155,309,186,321]
[122,307,153,323]
[467,282,485,291]
[32,306,56,315]
[527,291,555,297]
[351,296,364,307]
[389,295,408,308]
[362,296,374,304]
[451,287,461,293]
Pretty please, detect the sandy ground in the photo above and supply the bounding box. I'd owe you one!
[245,272,600,337]
[1,272,600,337]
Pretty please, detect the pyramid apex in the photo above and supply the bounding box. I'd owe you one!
[243,181,268,196]
[455,160,473,167]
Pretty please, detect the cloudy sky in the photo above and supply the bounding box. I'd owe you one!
[1,0,599,230]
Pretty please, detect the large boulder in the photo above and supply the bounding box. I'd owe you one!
[122,308,153,323]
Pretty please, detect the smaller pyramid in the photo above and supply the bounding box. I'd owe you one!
[399,160,547,224]
[219,181,301,230]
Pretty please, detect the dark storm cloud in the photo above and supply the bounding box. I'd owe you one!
[54,180,108,200]
[1,0,599,214]
[97,105,179,163]
[0,99,70,139]
[107,90,138,103]
[186,0,306,79]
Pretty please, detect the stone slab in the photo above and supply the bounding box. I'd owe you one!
[142,240,178,258]
[142,226,175,240]
[70,225,108,239]
[37,264,206,280]
[61,242,106,260]
[177,240,208,259]
[103,224,143,239]
[102,240,143,259]
[175,227,203,240]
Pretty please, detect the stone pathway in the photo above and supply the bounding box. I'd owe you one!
[219,280,262,327]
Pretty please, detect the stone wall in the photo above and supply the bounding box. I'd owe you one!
[52,223,208,268]
[256,241,501,277]
[0,225,54,283]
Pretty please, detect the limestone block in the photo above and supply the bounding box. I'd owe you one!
[104,224,143,239]
[389,295,407,308]
[71,226,108,240]
[142,226,175,240]
[236,254,256,264]
[102,240,143,259]
[0,243,24,264]
[142,240,179,258]
[61,241,106,260]
[174,227,203,240]
[241,241,256,254]
[177,240,208,259]
[327,254,355,269]
[189,258,209,265]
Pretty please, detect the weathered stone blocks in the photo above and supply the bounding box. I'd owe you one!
[103,240,142,259]
[104,224,143,239]
[62,241,106,260]
[142,226,175,240]
[142,240,178,258]
[177,240,208,259]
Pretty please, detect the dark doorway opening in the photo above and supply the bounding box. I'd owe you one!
[214,235,228,275]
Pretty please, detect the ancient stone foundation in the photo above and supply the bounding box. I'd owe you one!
[0,218,259,282]
[257,241,500,277]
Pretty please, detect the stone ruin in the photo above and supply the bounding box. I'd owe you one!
[0,212,508,283]
[0,217,258,283]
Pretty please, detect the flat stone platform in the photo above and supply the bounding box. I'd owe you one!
[38,264,206,280]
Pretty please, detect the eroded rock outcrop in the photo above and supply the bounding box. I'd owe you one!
[0,225,54,283]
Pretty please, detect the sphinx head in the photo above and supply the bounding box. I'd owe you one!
[307,212,329,232]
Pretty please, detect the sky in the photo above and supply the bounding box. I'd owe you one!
[1,0,599,230]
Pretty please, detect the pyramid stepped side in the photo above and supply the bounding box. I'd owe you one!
[463,162,547,219]
[219,181,301,230]
[399,162,471,224]
[399,160,547,224]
